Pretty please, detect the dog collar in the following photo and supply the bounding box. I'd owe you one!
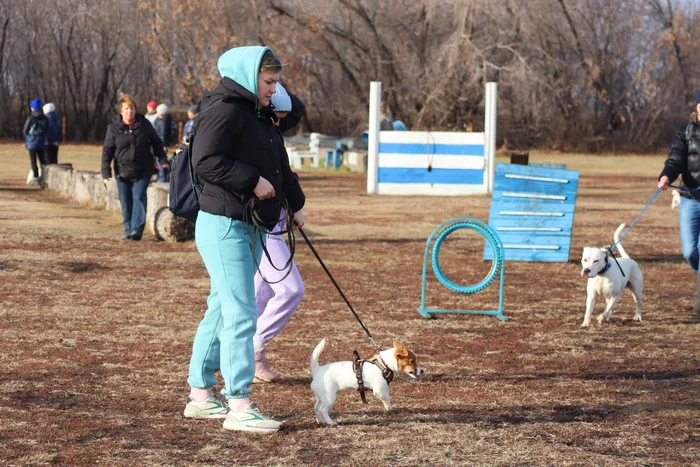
[599,254,611,274]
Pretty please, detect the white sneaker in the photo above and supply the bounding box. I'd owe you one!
[183,394,229,419]
[222,402,283,433]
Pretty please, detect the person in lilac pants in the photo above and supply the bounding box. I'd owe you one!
[253,83,306,382]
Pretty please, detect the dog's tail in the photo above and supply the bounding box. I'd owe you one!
[310,338,326,375]
[613,223,629,259]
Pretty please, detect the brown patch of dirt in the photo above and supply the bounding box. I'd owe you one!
[1,166,699,466]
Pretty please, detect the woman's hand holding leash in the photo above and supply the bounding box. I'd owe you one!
[658,175,670,190]
[292,210,304,230]
[254,176,276,200]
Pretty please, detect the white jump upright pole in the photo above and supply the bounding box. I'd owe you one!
[367,81,381,194]
[484,82,498,194]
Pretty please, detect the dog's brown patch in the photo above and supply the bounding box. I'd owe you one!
[393,341,421,375]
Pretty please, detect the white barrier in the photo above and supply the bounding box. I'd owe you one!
[367,81,497,196]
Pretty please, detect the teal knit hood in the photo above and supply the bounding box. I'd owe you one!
[217,46,270,98]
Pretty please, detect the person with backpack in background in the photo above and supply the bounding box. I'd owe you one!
[23,98,49,185]
[153,103,172,182]
[102,94,168,241]
[183,46,305,433]
[43,103,64,164]
[252,82,306,383]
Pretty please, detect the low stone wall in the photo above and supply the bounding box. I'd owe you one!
[44,164,194,241]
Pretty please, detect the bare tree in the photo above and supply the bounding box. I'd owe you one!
[1,0,700,150]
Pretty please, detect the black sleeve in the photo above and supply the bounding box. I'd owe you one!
[101,125,116,179]
[22,116,32,137]
[278,132,305,213]
[145,120,167,164]
[192,101,260,195]
[277,92,305,134]
[660,124,689,183]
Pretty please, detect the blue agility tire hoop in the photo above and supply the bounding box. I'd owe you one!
[430,219,504,294]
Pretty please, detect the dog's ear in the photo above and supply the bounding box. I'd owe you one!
[393,340,404,349]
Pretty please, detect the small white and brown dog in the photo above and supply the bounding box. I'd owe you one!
[309,338,424,426]
[580,223,644,327]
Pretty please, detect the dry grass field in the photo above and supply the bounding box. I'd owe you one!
[1,143,698,466]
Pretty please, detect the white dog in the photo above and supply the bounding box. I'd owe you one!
[309,338,424,426]
[671,189,681,209]
[580,223,644,327]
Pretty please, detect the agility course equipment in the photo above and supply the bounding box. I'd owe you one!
[418,218,507,320]
[367,81,497,195]
[485,163,579,262]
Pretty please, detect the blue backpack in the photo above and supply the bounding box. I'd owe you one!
[169,134,202,221]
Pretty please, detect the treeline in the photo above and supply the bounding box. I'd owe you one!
[1,0,698,150]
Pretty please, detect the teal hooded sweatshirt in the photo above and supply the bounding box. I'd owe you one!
[217,46,271,103]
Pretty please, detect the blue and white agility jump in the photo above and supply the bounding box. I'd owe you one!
[366,81,498,196]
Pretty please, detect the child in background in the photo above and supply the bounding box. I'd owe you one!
[253,83,307,382]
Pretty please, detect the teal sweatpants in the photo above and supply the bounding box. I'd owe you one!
[187,211,263,399]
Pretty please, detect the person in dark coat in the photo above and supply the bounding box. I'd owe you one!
[183,46,305,433]
[42,103,64,164]
[152,103,173,182]
[22,98,49,185]
[182,104,199,143]
[658,89,700,315]
[101,94,168,240]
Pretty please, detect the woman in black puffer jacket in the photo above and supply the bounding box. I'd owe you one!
[101,94,168,240]
[658,89,700,315]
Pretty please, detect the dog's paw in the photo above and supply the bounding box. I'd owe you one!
[596,314,606,325]
[580,322,590,328]
[633,314,642,322]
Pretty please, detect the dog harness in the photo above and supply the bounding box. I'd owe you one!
[352,350,394,404]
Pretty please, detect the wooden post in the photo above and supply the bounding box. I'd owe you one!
[62,115,67,140]
[178,120,183,144]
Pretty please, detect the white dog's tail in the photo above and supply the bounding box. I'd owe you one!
[310,338,327,375]
[613,223,629,259]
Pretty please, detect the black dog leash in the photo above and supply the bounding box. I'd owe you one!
[298,227,382,352]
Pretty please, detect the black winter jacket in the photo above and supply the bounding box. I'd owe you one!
[102,114,166,180]
[192,77,305,230]
[660,118,700,201]
[153,114,173,147]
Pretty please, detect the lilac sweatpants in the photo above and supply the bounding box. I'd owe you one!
[254,212,304,349]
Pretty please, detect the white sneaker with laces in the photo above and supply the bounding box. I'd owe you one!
[183,394,229,419]
[222,402,283,433]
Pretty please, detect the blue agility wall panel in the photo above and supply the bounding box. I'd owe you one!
[485,163,579,262]
[377,131,488,195]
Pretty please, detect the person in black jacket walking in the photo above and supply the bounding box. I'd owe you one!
[658,89,700,315]
[102,94,168,241]
[183,46,305,433]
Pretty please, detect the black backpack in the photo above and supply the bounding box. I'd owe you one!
[169,134,203,221]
